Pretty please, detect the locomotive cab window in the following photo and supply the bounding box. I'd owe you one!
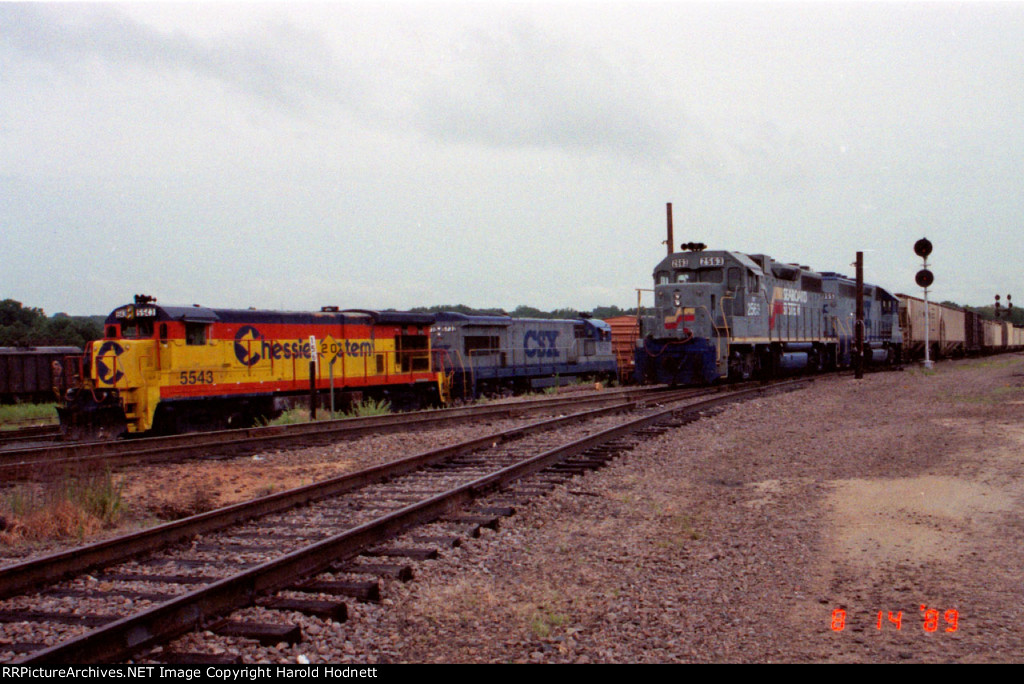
[121,320,154,339]
[185,322,208,346]
[727,268,742,291]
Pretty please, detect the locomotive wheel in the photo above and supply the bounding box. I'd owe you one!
[728,351,758,381]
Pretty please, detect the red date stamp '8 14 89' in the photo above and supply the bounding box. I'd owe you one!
[831,606,960,633]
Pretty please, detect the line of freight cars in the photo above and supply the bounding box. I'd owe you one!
[898,294,1024,358]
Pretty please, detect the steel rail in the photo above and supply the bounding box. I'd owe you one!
[0,389,702,600]
[0,386,688,477]
[13,379,807,664]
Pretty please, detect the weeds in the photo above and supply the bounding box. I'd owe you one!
[0,468,126,542]
[347,398,392,417]
[529,609,569,639]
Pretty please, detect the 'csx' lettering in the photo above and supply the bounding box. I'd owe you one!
[524,330,560,358]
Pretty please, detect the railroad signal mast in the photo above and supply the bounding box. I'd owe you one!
[914,238,934,370]
[994,294,1013,318]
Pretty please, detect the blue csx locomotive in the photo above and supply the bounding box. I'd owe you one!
[635,247,903,385]
[432,312,617,399]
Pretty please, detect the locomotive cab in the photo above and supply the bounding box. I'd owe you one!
[641,250,768,384]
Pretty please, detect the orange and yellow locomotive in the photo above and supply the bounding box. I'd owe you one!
[59,296,445,438]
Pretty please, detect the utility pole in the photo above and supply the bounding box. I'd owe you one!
[855,251,864,380]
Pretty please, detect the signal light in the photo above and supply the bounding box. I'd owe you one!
[915,269,934,288]
[914,238,933,258]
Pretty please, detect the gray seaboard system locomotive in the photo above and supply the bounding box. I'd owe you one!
[635,246,903,385]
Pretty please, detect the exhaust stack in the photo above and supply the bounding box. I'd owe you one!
[665,202,674,255]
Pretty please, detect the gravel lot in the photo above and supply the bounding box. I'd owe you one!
[202,354,1020,664]
[8,358,1024,663]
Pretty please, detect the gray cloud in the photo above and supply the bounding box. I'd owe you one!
[1,4,363,115]
[410,17,682,160]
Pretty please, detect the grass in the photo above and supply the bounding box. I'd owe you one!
[1,468,126,543]
[0,402,58,428]
[529,609,569,639]
[264,398,392,426]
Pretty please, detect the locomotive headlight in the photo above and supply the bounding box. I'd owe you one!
[673,292,681,306]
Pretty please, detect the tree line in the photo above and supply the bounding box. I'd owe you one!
[0,299,103,348]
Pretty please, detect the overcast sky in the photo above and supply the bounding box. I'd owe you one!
[2,1,1022,316]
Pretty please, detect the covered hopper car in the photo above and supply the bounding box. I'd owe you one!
[897,294,1024,357]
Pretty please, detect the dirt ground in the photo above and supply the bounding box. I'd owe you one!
[319,355,1024,663]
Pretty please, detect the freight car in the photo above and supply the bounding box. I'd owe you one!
[635,247,902,385]
[897,294,1024,358]
[0,346,80,403]
[58,297,444,438]
[431,312,617,399]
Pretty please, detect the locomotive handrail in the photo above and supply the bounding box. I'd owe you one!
[715,296,732,363]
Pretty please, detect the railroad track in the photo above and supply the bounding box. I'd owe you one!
[0,379,807,663]
[0,385,700,479]
[0,425,60,449]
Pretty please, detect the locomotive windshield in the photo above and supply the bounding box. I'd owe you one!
[660,269,724,284]
[121,320,154,339]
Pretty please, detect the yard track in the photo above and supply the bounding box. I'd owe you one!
[0,379,807,663]
[0,386,700,479]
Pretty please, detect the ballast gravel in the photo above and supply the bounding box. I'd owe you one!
[158,356,1024,663]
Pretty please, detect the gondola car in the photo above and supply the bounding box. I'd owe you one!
[0,346,81,403]
[431,312,617,399]
[58,297,443,438]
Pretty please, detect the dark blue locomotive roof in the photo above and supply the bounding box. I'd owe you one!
[106,303,435,327]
